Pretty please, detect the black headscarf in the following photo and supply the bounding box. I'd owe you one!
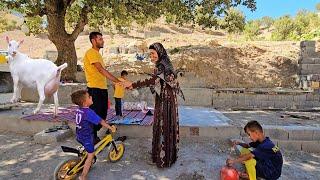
[149,42,174,76]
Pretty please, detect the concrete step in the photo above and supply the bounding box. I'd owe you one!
[300,58,320,64]
[1,109,319,140]
[34,128,73,144]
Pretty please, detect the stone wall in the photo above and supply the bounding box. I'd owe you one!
[21,85,320,110]
[298,41,320,90]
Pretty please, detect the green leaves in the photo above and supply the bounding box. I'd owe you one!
[244,20,260,40]
[220,8,245,33]
[1,0,257,35]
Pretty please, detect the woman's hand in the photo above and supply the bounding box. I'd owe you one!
[232,140,240,147]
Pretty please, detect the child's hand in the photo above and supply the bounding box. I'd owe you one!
[110,125,116,133]
[226,158,235,166]
[232,140,240,147]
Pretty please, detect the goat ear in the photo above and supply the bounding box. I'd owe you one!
[6,36,9,43]
[19,39,24,46]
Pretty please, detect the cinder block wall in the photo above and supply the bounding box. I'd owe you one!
[21,85,320,110]
[298,41,320,89]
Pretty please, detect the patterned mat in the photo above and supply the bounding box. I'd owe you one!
[21,106,154,126]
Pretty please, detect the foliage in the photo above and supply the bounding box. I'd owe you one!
[220,8,246,34]
[260,16,273,29]
[0,16,17,33]
[244,20,261,40]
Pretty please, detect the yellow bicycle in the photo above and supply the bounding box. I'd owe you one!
[54,129,125,180]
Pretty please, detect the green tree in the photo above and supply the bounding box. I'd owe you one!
[260,16,273,29]
[1,0,256,81]
[220,8,246,34]
[0,11,18,33]
[271,15,296,40]
[244,20,260,40]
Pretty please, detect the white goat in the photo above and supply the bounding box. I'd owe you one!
[6,36,68,115]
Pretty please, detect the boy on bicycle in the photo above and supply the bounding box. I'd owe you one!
[71,90,116,180]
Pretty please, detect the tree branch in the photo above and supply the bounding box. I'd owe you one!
[71,5,90,40]
[25,8,47,17]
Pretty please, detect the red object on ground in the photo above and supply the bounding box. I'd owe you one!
[220,165,239,180]
[108,99,111,109]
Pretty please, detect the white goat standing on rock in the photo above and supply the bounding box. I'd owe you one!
[6,36,68,115]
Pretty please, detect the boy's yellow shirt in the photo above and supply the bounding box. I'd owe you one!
[114,77,125,98]
[83,48,107,89]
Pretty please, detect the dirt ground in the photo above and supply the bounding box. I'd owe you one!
[0,130,319,180]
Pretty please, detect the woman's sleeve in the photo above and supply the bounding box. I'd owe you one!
[132,76,157,89]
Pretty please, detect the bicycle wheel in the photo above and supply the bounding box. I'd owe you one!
[108,141,125,163]
[54,157,81,180]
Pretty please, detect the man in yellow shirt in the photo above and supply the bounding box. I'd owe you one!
[83,32,131,143]
[113,70,128,117]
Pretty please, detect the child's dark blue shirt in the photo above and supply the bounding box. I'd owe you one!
[75,107,101,142]
[249,137,283,180]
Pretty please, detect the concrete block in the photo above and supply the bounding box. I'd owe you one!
[313,130,320,140]
[300,69,311,75]
[179,127,190,137]
[306,94,314,101]
[293,94,306,102]
[179,88,212,106]
[300,41,316,48]
[301,64,309,70]
[277,140,302,151]
[212,99,225,108]
[313,58,320,64]
[199,126,241,139]
[301,141,320,153]
[267,95,278,101]
[288,129,314,140]
[236,100,246,107]
[261,101,275,108]
[218,93,232,100]
[280,95,294,101]
[313,94,320,101]
[224,100,238,108]
[34,129,73,144]
[237,94,246,100]
[301,58,315,64]
[305,101,320,108]
[264,128,289,140]
[274,101,288,109]
[307,64,320,72]
[257,95,269,101]
[252,100,262,108]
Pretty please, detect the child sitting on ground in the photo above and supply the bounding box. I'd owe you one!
[71,90,116,180]
[227,120,283,180]
[113,70,128,118]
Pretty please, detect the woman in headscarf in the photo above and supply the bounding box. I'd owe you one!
[129,42,183,168]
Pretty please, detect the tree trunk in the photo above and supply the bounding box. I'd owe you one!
[54,39,77,81]
[45,0,78,81]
